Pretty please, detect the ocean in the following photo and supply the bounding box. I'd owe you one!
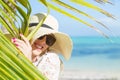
[71,36,120,57]
[60,36,120,79]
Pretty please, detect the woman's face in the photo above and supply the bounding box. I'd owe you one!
[31,36,49,56]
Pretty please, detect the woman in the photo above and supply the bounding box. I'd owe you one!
[12,13,73,80]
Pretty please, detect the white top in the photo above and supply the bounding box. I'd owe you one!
[33,52,60,80]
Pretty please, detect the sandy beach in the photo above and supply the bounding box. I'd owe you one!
[59,69,120,80]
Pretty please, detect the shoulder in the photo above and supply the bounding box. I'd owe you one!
[45,52,60,63]
[46,52,59,58]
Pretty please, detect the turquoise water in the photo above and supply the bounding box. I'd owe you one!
[71,36,120,57]
[62,36,120,73]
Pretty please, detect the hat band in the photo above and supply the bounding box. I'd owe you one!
[29,23,53,30]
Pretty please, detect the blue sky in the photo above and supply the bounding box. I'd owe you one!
[29,0,120,37]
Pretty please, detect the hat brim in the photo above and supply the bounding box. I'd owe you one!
[30,26,73,60]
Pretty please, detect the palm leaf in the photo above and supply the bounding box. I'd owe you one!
[38,0,115,38]
[95,0,113,4]
[8,0,31,36]
[0,0,48,79]
[0,30,47,79]
[70,0,115,19]
[52,0,109,30]
[44,2,109,39]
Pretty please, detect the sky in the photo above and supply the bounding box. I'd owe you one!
[29,0,120,37]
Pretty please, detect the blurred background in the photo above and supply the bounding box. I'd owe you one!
[30,0,120,79]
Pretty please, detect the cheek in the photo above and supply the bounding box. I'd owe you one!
[31,44,36,50]
[42,45,49,51]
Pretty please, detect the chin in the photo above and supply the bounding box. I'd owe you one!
[32,50,41,56]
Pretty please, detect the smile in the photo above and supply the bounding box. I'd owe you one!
[36,44,43,49]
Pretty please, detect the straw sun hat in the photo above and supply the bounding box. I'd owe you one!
[29,13,73,60]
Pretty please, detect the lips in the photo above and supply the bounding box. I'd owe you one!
[35,44,43,49]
